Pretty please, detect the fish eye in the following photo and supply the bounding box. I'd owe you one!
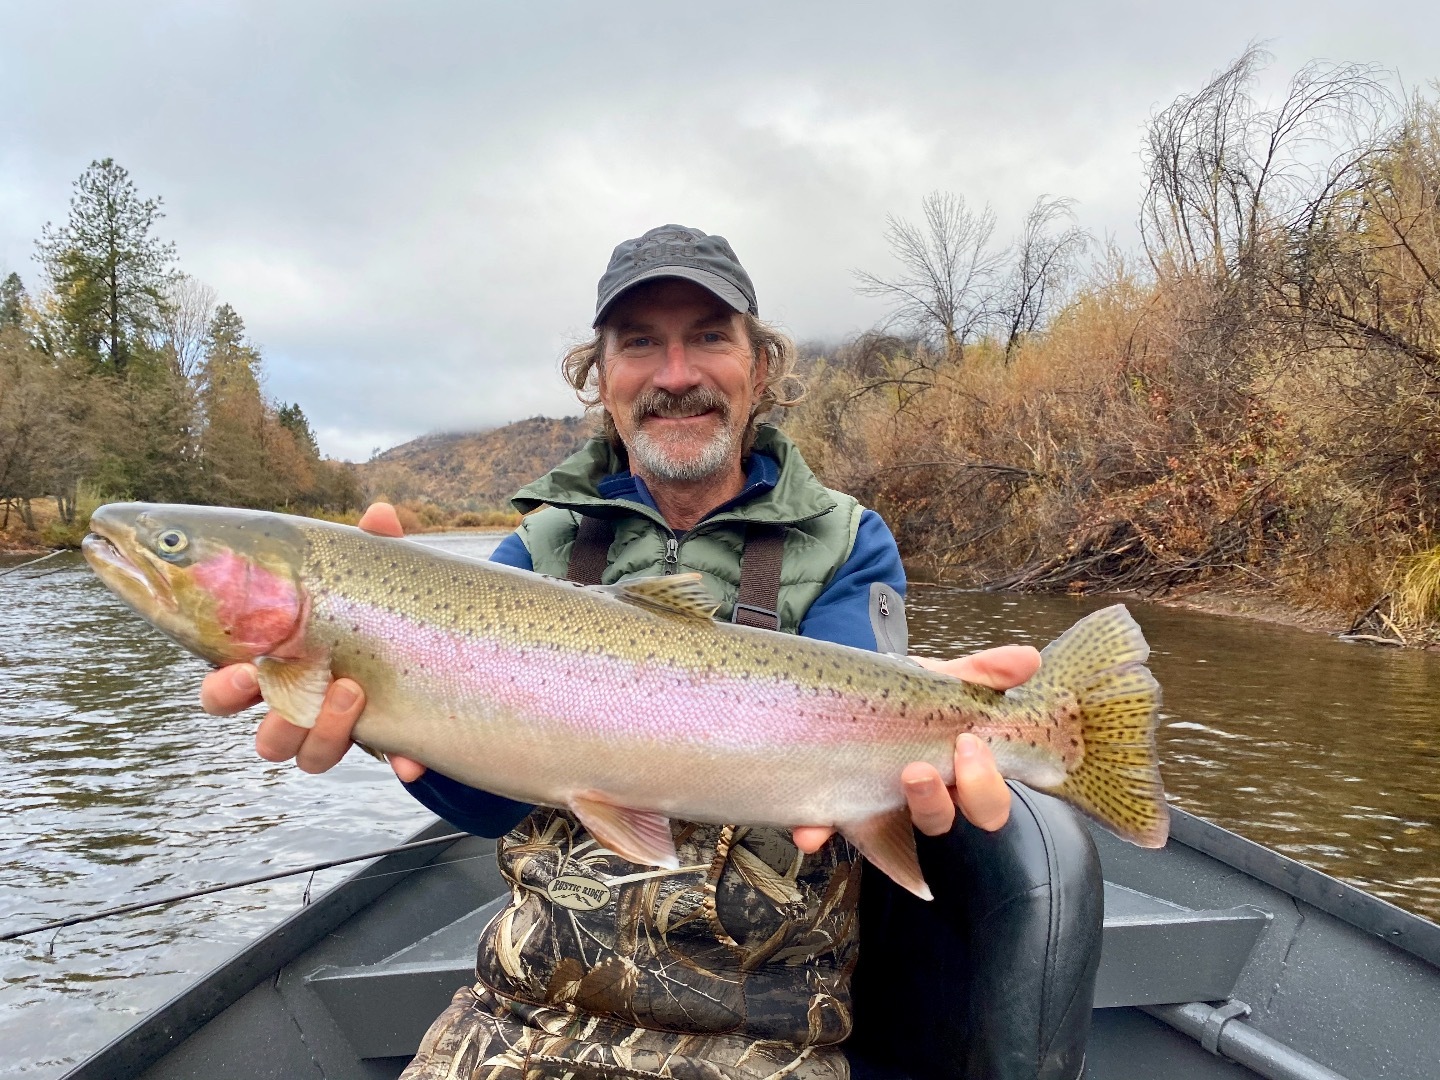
[156,529,189,556]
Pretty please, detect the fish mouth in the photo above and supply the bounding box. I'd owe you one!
[82,528,177,614]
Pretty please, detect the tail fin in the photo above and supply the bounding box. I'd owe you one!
[1025,604,1169,848]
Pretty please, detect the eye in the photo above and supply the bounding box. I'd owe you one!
[156,529,189,557]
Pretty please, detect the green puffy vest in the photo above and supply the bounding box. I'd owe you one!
[510,425,861,632]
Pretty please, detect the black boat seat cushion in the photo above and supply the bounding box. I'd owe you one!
[846,781,1104,1080]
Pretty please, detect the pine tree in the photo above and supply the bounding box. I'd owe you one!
[196,303,313,507]
[0,272,26,328]
[276,402,319,457]
[200,303,262,402]
[36,158,177,374]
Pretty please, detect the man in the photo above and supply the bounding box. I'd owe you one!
[201,226,1102,1079]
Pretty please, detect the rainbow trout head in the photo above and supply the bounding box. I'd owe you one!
[83,502,310,666]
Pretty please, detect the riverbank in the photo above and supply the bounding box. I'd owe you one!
[0,497,522,555]
[1149,582,1440,650]
[912,573,1440,650]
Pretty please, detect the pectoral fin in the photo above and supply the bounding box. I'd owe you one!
[840,809,932,901]
[255,655,333,730]
[568,793,679,869]
[591,574,718,620]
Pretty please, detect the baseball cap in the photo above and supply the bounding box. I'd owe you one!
[593,225,758,327]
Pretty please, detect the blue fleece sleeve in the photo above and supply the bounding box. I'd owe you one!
[797,510,907,651]
[400,529,536,836]
[489,529,533,571]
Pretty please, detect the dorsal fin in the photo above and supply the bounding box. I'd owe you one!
[592,573,718,620]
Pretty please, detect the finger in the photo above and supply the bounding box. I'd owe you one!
[790,826,834,854]
[912,645,1041,691]
[200,664,262,715]
[295,679,365,774]
[255,710,308,763]
[901,762,957,836]
[389,755,427,783]
[358,502,405,537]
[953,734,1011,831]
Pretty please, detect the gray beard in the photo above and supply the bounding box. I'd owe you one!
[626,387,742,482]
[629,423,739,481]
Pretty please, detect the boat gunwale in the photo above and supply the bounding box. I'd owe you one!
[1163,806,1440,968]
[61,806,1440,1080]
[58,817,468,1080]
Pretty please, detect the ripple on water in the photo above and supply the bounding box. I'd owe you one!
[3,547,1438,1078]
[906,586,1440,928]
[2,535,501,1078]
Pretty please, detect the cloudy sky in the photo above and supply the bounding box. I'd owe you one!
[3,2,1437,460]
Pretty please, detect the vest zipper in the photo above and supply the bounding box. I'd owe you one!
[663,537,679,574]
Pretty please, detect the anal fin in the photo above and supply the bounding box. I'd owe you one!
[256,655,333,730]
[841,809,932,901]
[568,793,679,869]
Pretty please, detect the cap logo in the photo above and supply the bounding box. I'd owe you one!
[635,231,700,264]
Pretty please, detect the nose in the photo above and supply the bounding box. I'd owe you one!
[651,339,702,393]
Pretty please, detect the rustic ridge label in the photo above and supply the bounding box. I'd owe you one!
[546,873,612,911]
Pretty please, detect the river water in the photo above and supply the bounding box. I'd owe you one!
[2,533,1437,1077]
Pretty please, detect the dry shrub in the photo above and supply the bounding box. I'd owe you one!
[789,254,1300,593]
[783,64,1440,633]
[1397,546,1440,622]
[453,509,523,528]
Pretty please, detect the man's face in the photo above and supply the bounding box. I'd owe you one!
[598,279,762,483]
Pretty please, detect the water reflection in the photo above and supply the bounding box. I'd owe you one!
[1,542,1436,1078]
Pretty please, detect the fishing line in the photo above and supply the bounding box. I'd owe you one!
[0,549,68,578]
[1,831,469,943]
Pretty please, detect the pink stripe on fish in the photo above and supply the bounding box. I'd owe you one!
[318,594,923,751]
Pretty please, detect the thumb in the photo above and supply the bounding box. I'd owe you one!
[358,502,405,538]
[389,754,427,783]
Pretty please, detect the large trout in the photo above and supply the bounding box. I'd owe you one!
[82,502,1168,898]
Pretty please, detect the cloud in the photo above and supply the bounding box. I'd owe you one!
[3,0,1438,457]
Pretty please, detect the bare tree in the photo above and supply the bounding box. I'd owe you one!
[154,274,217,381]
[996,196,1090,357]
[1140,44,1387,285]
[854,191,1001,362]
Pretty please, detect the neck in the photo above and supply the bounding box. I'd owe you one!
[632,459,746,532]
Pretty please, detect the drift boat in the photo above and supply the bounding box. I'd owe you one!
[60,805,1440,1080]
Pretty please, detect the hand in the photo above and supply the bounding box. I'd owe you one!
[198,502,427,784]
[791,644,1042,854]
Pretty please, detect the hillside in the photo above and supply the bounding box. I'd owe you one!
[368,415,592,509]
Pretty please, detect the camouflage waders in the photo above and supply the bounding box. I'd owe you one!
[402,807,863,1080]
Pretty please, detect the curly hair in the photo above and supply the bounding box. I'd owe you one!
[561,314,804,452]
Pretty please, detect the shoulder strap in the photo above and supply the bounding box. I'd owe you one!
[568,515,786,631]
[566,515,614,586]
[731,523,785,631]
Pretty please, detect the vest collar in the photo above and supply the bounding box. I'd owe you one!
[511,424,837,527]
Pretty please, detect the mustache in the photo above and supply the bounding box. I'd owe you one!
[631,387,733,425]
